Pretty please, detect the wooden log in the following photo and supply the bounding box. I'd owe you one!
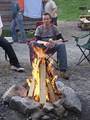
[46,79,56,103]
[26,78,35,97]
[39,58,46,105]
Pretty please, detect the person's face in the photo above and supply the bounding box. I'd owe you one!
[42,15,52,26]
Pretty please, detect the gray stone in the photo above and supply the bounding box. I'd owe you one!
[56,81,65,90]
[56,81,82,113]
[41,115,50,120]
[54,104,66,118]
[53,98,64,107]
[9,96,41,115]
[2,85,27,103]
[43,102,54,113]
[62,86,81,113]
[31,110,44,120]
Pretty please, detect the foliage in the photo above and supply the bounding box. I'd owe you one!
[2,29,34,38]
[2,29,11,37]
[55,0,90,21]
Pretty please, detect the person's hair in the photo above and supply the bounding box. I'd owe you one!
[42,12,52,20]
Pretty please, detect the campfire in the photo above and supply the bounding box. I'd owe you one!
[2,42,81,119]
[26,43,61,104]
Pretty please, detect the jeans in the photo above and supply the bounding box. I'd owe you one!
[29,42,68,72]
[46,43,68,71]
[0,36,20,66]
[10,14,26,42]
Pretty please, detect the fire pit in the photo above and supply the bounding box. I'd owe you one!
[2,42,82,120]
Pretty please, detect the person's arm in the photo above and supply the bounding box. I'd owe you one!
[53,34,68,45]
[34,26,42,40]
[52,26,68,44]
[35,36,42,40]
[51,7,57,17]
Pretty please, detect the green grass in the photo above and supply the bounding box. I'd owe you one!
[55,0,90,21]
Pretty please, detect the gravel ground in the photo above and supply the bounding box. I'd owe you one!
[0,21,90,120]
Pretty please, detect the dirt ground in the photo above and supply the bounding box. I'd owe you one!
[0,21,90,120]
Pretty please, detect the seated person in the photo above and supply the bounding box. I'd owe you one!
[30,12,69,79]
[0,15,24,72]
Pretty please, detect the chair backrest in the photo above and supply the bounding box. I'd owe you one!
[73,33,90,50]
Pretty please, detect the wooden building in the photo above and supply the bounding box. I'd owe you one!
[0,0,40,31]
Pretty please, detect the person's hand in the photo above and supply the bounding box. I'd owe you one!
[46,39,56,48]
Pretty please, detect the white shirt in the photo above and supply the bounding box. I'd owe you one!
[0,16,3,29]
[0,16,3,36]
[45,0,57,17]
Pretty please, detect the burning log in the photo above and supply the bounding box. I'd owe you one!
[46,78,56,102]
[27,78,35,97]
[26,42,61,104]
[39,58,46,104]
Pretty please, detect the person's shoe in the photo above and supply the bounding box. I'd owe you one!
[60,71,69,80]
[10,65,25,72]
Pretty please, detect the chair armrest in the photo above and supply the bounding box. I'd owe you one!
[72,36,79,45]
[62,39,68,42]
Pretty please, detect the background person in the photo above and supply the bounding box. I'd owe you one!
[0,15,24,72]
[10,0,26,43]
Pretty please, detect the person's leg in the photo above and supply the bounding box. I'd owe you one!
[0,36,20,66]
[10,19,17,42]
[46,44,67,71]
[47,44,69,79]
[16,14,26,42]
[56,44,69,79]
[56,44,68,72]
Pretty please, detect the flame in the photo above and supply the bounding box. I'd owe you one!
[32,58,40,101]
[27,46,60,104]
[26,78,32,87]
[33,46,47,58]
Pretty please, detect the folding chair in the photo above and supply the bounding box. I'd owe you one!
[72,32,90,65]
